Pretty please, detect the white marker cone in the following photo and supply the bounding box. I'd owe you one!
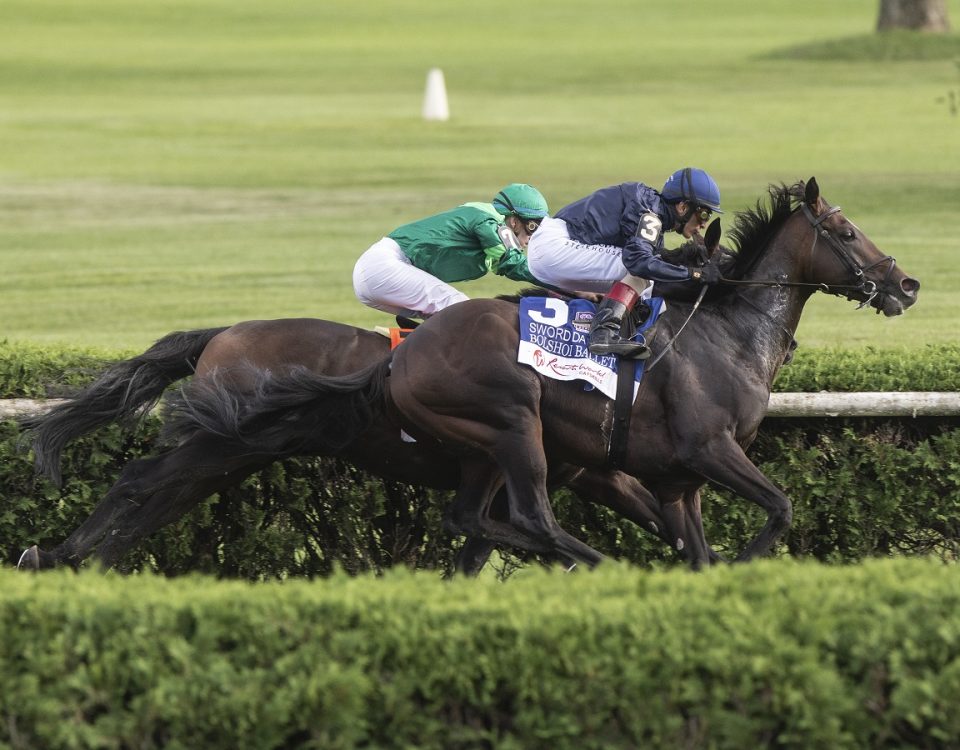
[422,67,450,121]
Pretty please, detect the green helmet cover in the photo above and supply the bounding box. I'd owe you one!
[492,183,549,220]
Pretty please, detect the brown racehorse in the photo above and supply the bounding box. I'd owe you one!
[18,314,713,571]
[163,179,919,567]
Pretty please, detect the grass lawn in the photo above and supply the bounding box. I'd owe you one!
[1,0,957,351]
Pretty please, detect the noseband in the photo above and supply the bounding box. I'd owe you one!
[721,202,898,309]
[799,203,897,309]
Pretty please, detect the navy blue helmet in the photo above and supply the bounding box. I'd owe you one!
[662,168,722,213]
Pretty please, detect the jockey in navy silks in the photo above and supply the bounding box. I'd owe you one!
[526,167,724,359]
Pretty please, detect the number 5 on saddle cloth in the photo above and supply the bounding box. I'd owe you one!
[517,296,664,402]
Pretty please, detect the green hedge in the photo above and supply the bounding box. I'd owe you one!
[3,414,959,578]
[771,345,960,392]
[3,341,960,397]
[0,340,134,399]
[2,344,960,577]
[0,418,463,578]
[1,559,958,749]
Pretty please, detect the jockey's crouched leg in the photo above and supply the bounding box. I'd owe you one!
[588,281,651,360]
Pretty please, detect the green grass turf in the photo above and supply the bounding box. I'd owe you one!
[0,0,957,350]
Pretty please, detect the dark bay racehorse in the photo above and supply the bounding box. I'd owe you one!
[165,179,919,567]
[18,316,711,571]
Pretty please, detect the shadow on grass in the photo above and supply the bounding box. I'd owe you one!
[764,30,960,62]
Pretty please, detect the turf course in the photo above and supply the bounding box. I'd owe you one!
[1,0,957,349]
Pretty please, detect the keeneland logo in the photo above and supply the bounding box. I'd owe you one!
[572,311,593,333]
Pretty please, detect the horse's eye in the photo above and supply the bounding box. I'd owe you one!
[840,229,856,241]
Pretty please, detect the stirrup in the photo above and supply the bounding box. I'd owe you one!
[588,329,650,359]
[589,340,651,360]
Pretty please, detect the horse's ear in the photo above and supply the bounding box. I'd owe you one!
[804,177,820,206]
[704,217,722,252]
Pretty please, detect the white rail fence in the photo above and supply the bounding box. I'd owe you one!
[2,393,960,420]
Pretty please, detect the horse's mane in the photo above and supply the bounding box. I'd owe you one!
[725,181,805,279]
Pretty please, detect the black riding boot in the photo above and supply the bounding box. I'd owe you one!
[588,298,650,359]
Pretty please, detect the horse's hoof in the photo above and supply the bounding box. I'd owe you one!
[16,545,40,571]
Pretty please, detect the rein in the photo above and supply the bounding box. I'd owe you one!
[645,285,707,372]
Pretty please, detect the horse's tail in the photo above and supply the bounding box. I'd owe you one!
[161,358,391,458]
[19,326,229,486]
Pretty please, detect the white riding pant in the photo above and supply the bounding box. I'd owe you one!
[527,217,653,299]
[352,237,469,319]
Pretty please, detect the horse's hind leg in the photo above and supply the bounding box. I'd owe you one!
[446,458,558,569]
[92,436,274,570]
[445,434,604,566]
[33,452,174,568]
[449,476,506,576]
[43,433,270,570]
[452,537,497,577]
[92,468,257,571]
[492,432,605,567]
[453,477,589,576]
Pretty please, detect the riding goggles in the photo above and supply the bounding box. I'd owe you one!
[694,206,713,222]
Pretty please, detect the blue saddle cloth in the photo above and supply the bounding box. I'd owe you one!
[517,296,664,400]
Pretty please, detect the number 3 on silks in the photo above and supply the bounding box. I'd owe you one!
[638,212,662,242]
[527,297,568,326]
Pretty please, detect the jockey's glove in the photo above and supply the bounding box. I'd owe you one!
[690,262,723,285]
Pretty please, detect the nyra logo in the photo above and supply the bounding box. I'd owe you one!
[572,311,594,333]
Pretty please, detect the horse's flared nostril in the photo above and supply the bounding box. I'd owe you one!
[901,277,920,296]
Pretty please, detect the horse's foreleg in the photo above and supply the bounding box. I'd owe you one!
[684,488,725,565]
[569,469,663,534]
[569,470,720,567]
[651,486,714,569]
[688,439,793,561]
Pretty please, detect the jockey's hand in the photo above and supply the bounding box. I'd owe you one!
[690,262,723,286]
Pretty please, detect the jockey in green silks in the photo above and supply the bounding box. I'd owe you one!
[352,183,550,320]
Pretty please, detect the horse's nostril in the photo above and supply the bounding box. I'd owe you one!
[901,277,920,295]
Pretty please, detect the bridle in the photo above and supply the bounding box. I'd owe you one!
[718,202,898,310]
[645,200,898,370]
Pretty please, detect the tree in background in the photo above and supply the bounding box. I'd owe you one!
[877,0,951,31]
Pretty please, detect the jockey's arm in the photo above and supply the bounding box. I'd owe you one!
[480,223,541,284]
[621,234,693,283]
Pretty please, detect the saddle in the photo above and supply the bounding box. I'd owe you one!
[374,316,420,350]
